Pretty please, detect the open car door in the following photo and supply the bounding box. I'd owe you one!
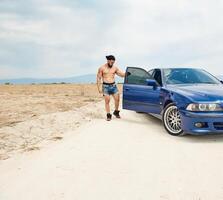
[122,67,162,114]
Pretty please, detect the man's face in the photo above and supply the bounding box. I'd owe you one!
[107,59,115,68]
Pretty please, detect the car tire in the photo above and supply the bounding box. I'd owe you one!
[162,103,184,136]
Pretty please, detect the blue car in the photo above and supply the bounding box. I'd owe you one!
[122,67,223,136]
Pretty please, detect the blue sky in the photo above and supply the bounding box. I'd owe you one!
[0,0,223,79]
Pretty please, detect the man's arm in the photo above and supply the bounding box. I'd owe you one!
[96,67,103,93]
[116,67,126,77]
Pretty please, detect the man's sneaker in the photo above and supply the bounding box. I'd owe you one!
[113,110,121,118]
[106,113,112,121]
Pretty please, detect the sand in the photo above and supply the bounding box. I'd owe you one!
[0,84,103,128]
[1,84,223,199]
[0,83,121,159]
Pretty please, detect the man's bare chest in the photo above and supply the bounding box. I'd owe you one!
[102,67,116,75]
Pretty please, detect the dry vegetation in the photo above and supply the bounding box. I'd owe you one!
[0,83,122,128]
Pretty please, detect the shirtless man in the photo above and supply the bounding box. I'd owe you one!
[97,55,126,121]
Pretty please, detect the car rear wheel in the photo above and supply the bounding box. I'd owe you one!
[162,103,184,136]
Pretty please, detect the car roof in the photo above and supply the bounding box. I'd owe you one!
[149,67,203,71]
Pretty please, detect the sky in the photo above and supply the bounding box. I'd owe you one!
[0,0,223,79]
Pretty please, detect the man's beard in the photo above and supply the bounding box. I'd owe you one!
[108,63,113,68]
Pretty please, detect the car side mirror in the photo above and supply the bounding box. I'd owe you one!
[220,80,223,84]
[146,79,157,88]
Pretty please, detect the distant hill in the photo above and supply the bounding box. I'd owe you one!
[0,74,124,84]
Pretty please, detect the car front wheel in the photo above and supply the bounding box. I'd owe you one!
[162,103,184,136]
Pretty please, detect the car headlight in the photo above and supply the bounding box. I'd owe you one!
[186,103,223,111]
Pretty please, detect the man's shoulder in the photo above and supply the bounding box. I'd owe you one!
[99,64,106,70]
[113,65,120,71]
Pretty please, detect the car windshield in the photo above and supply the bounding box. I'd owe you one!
[163,68,220,85]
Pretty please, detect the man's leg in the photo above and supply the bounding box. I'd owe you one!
[112,92,121,118]
[104,95,112,121]
[112,93,120,111]
[104,94,110,113]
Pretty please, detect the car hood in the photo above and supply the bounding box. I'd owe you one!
[166,84,223,102]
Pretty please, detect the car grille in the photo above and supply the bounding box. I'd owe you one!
[213,122,223,130]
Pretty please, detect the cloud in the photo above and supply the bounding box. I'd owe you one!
[0,0,223,78]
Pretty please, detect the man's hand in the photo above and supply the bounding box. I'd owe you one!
[126,71,131,76]
[98,88,103,94]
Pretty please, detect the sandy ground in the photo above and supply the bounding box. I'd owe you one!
[0,84,122,159]
[1,99,223,199]
[0,84,104,128]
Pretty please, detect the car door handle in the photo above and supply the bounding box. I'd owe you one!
[125,88,130,91]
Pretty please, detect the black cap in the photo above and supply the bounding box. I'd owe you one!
[106,55,115,61]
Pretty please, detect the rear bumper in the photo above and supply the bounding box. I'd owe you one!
[180,111,223,135]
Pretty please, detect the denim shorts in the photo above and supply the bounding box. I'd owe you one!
[102,83,118,95]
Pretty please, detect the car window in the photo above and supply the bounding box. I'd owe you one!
[153,69,162,86]
[163,68,220,85]
[126,67,153,85]
[148,69,154,76]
